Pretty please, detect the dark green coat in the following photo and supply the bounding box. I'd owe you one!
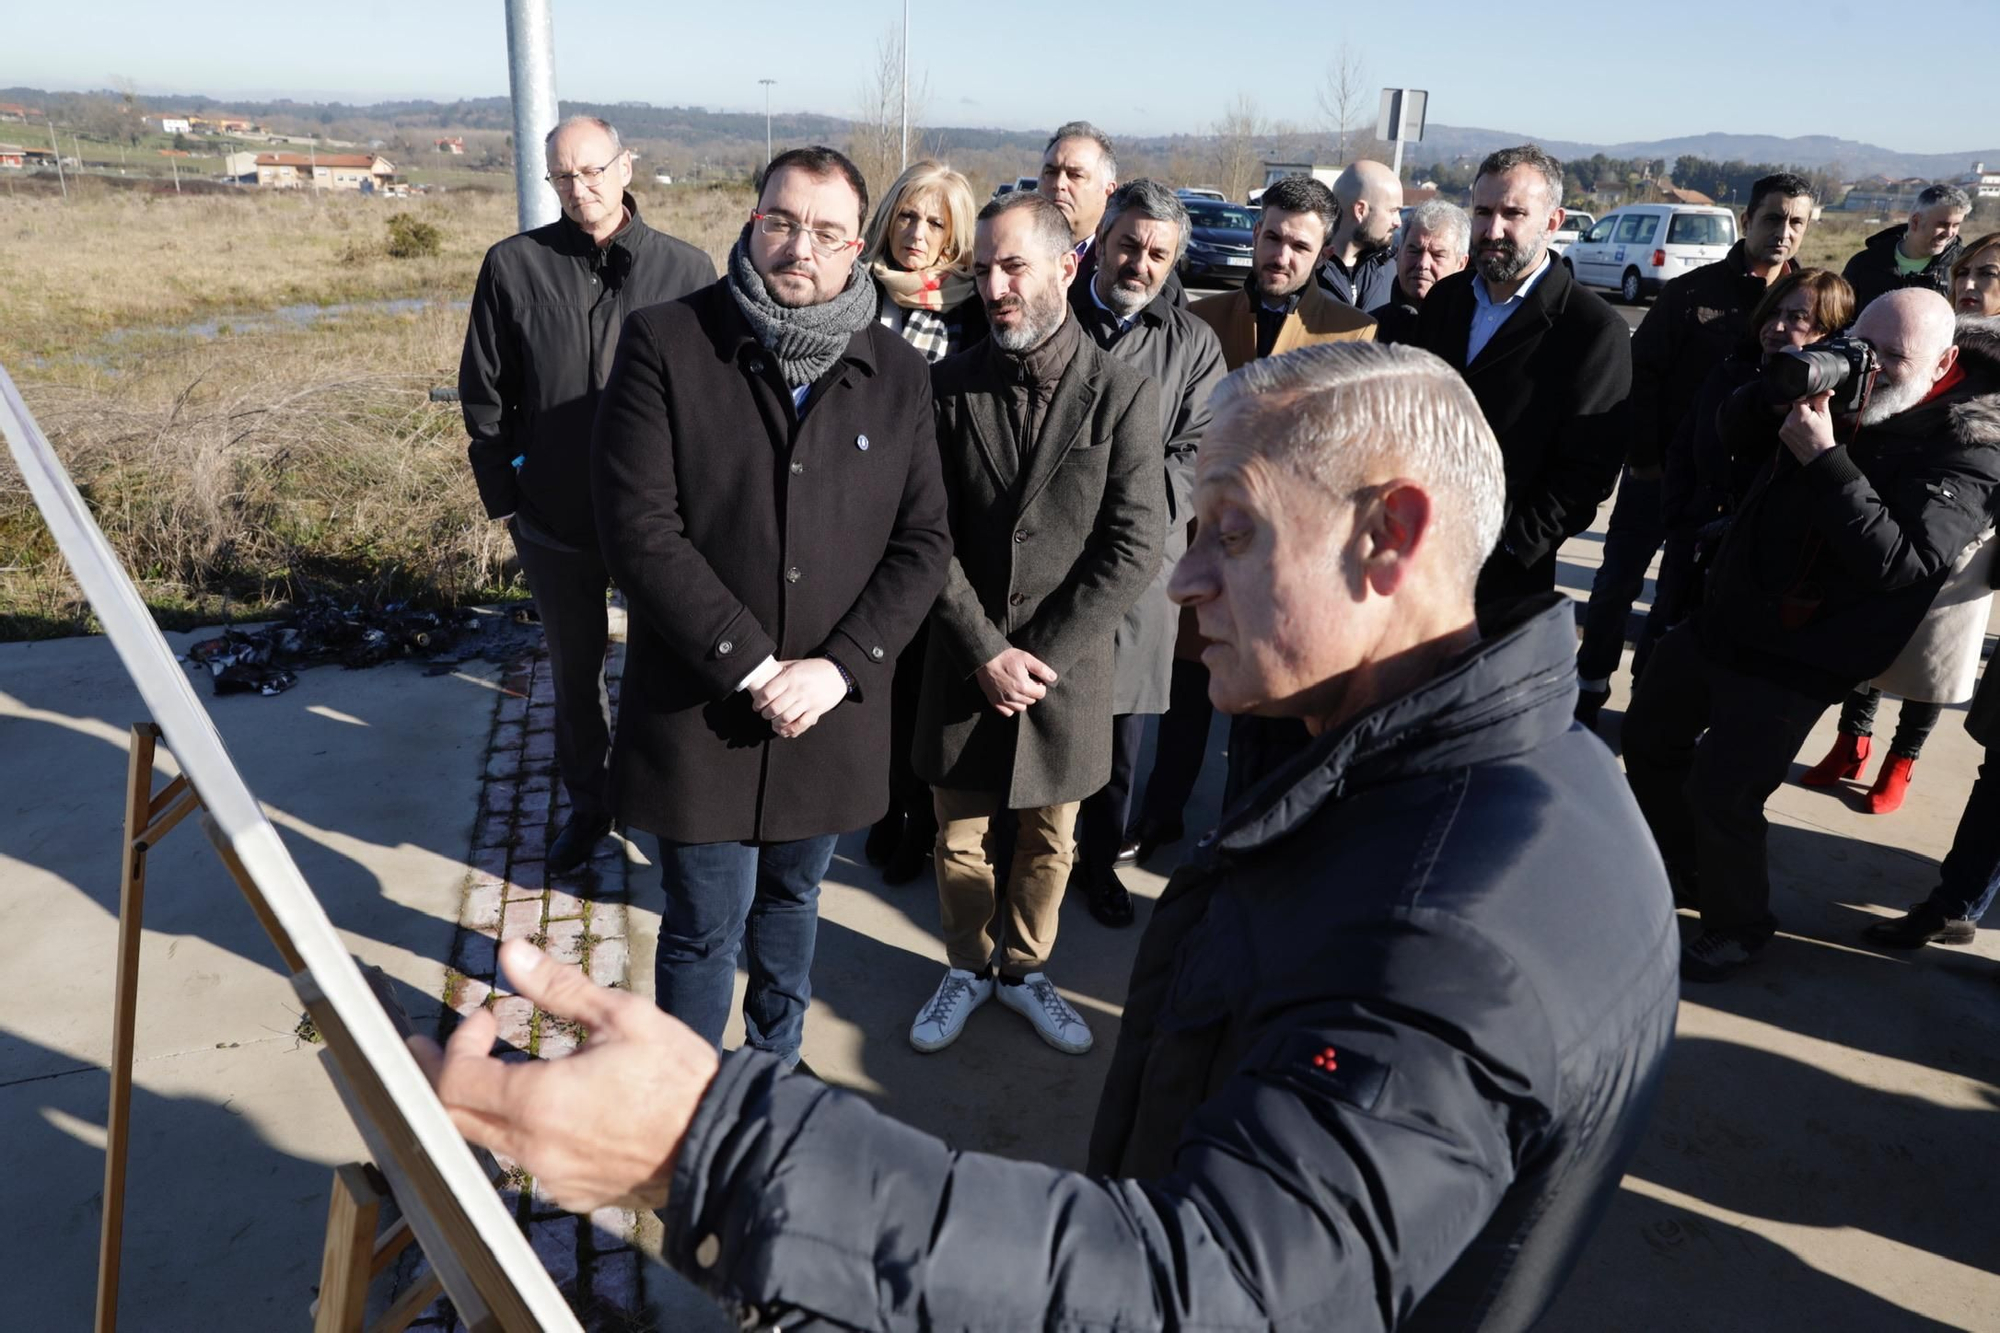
[916,335,1165,807]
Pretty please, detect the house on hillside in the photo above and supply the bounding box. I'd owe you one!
[0,103,40,123]
[1959,163,2000,201]
[435,137,465,155]
[1643,183,1715,206]
[0,144,24,170]
[254,151,397,192]
[189,114,258,135]
[154,116,193,136]
[222,150,259,183]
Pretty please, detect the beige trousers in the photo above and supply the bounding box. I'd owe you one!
[932,788,1080,975]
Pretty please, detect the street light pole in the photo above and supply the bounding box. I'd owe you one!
[899,0,909,171]
[504,0,561,233]
[760,79,776,165]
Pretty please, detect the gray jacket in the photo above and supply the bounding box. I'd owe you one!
[915,330,1165,807]
[1073,283,1227,714]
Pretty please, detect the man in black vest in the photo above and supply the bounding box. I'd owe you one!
[1416,144,1631,616]
[458,116,714,874]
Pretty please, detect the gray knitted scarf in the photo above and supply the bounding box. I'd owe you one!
[727,230,877,388]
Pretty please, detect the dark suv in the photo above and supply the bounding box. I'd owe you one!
[1180,200,1258,286]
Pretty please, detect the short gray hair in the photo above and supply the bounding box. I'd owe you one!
[1403,199,1471,259]
[1917,183,1972,214]
[1210,342,1506,593]
[544,115,622,154]
[1045,120,1117,181]
[1099,178,1191,264]
[1476,144,1563,209]
[977,190,1074,263]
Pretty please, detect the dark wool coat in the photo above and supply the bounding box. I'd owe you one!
[1418,259,1633,585]
[915,333,1165,808]
[1842,224,1963,316]
[458,194,715,544]
[589,279,951,844]
[1071,282,1227,715]
[1700,315,2000,702]
[1628,242,1795,471]
[656,597,1680,1333]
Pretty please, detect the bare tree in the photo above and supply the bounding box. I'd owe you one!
[1209,94,1266,205]
[1316,38,1371,165]
[847,24,931,204]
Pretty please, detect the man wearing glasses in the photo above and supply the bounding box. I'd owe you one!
[458,115,714,876]
[591,146,951,1071]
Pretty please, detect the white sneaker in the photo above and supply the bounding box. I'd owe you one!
[996,972,1093,1054]
[909,968,994,1053]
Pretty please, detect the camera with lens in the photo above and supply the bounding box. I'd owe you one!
[1764,335,1880,416]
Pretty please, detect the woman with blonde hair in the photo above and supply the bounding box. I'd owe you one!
[863,160,986,365]
[861,160,986,883]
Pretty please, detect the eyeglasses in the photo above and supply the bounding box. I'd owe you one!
[545,155,622,188]
[752,211,863,257]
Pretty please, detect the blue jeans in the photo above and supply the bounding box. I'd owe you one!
[1575,469,1667,689]
[1929,754,2000,922]
[641,832,839,1065]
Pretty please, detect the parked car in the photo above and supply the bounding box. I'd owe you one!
[991,175,1038,198]
[1564,204,1737,303]
[1180,199,1259,285]
[1175,186,1227,202]
[1547,210,1597,256]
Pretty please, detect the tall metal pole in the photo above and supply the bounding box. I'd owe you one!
[759,79,776,165]
[899,0,910,170]
[47,121,67,201]
[505,0,561,233]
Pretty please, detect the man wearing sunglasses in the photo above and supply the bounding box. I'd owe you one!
[458,116,715,876]
[591,145,951,1071]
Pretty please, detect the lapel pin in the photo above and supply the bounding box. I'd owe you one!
[856,433,870,451]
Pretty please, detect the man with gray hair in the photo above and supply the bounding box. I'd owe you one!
[1038,119,1186,306]
[459,114,714,874]
[1371,198,1470,345]
[1843,183,1970,313]
[909,190,1166,1053]
[1067,179,1227,924]
[1625,287,2000,981]
[1319,158,1404,311]
[414,340,1681,1333]
[1417,143,1631,613]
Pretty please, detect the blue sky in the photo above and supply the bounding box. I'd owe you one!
[6,0,1996,152]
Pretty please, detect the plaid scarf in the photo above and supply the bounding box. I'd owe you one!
[872,258,976,364]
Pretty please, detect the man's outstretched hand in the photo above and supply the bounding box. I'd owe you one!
[407,939,720,1213]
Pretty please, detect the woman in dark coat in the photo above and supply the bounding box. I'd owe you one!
[860,160,989,882]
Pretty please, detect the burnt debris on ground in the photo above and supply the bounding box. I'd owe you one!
[183,597,542,696]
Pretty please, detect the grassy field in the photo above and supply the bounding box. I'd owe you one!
[0,178,752,638]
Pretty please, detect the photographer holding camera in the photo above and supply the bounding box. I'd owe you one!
[1622,288,2000,981]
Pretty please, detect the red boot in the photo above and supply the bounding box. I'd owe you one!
[1867,755,1916,814]
[1801,732,1870,787]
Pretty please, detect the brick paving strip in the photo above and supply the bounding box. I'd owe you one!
[403,607,651,1330]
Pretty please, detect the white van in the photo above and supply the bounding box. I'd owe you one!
[1564,204,1738,303]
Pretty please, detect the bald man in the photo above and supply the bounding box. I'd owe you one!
[1318,159,1404,311]
[414,342,1679,1332]
[1624,289,2000,981]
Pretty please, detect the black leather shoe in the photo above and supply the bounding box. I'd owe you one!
[1864,906,1977,949]
[864,813,903,866]
[883,825,935,886]
[1113,840,1141,866]
[548,813,612,877]
[1130,815,1184,864]
[1084,868,1136,928]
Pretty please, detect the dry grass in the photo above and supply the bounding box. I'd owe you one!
[0,180,753,639]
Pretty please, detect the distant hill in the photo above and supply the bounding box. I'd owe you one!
[6,85,1993,183]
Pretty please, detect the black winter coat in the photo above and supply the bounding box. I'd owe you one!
[457,195,715,543]
[1628,243,1793,471]
[1319,241,1397,311]
[1417,259,1633,581]
[1700,316,2000,700]
[658,595,1680,1332]
[915,330,1165,807]
[589,280,952,843]
[1842,224,1962,316]
[1368,280,1422,346]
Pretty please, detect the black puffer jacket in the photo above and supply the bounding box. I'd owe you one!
[660,596,1680,1333]
[1318,241,1396,311]
[1700,315,2000,700]
[1842,223,1962,316]
[457,195,715,543]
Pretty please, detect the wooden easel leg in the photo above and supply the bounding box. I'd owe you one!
[315,1163,386,1332]
[94,723,160,1333]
